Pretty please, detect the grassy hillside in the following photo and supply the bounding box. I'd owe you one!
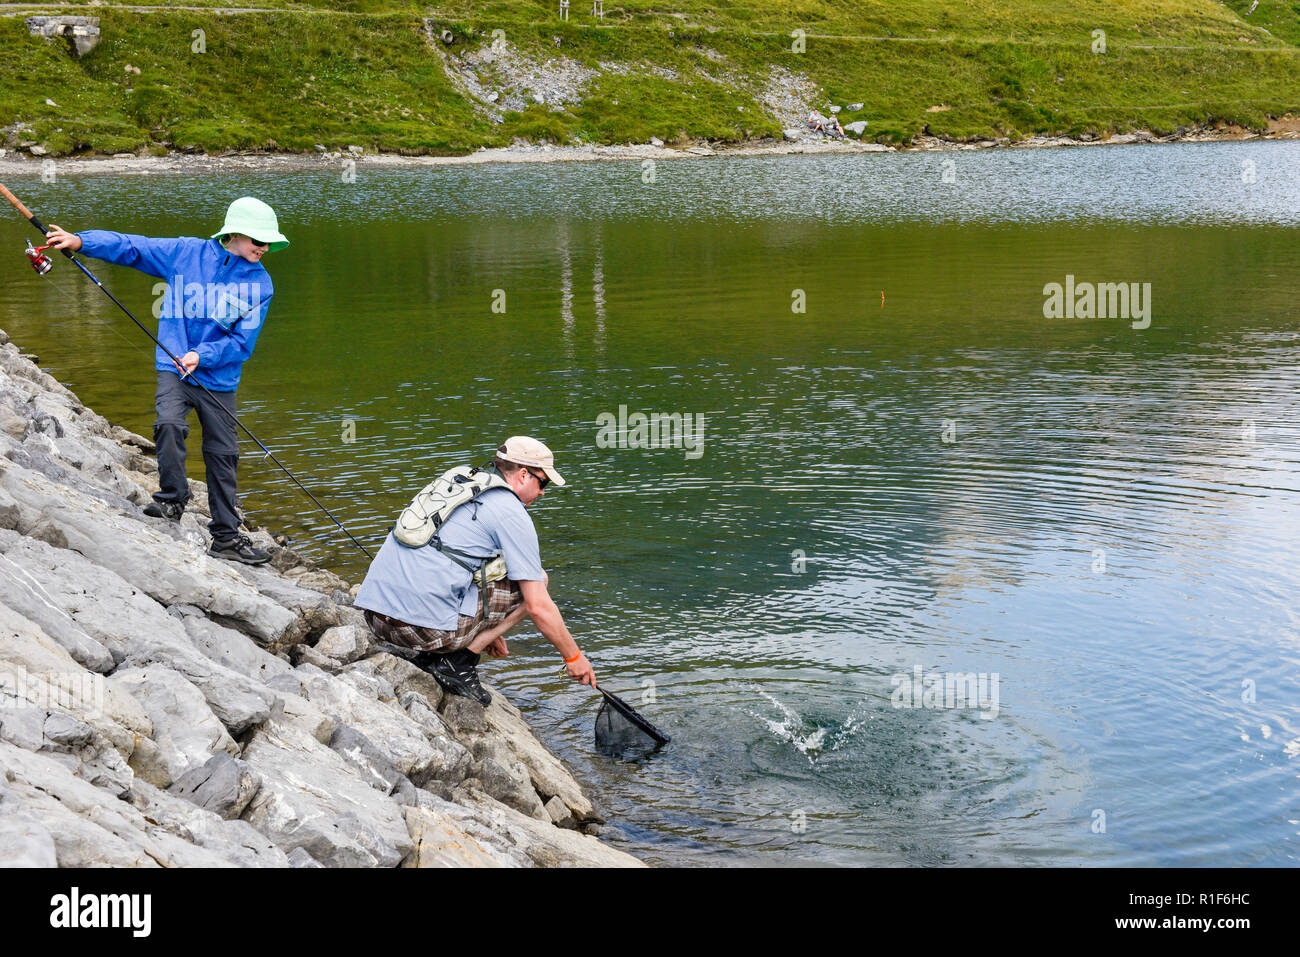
[1,1,1297,156]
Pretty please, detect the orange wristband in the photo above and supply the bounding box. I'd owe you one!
[564,651,581,664]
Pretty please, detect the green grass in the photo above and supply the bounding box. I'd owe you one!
[1,1,1297,156]
[1220,0,1300,46]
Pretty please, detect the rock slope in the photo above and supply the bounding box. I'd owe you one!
[0,327,641,868]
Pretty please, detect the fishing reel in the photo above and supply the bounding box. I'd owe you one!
[24,239,54,275]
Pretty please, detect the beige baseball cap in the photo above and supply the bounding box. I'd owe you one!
[497,436,566,486]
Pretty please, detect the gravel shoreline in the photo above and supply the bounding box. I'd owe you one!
[1,120,1296,177]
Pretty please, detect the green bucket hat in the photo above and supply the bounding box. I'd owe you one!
[211,196,289,252]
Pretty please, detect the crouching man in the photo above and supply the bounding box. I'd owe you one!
[354,436,595,705]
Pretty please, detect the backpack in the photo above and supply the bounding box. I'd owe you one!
[392,465,513,603]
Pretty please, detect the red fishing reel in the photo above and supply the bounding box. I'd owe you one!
[24,239,54,275]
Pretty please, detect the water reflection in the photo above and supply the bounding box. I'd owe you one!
[0,144,1297,866]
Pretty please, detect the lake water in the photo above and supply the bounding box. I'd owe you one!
[2,142,1298,866]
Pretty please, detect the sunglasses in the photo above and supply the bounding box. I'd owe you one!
[247,238,269,248]
[528,468,550,489]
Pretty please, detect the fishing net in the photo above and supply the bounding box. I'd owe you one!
[594,687,671,759]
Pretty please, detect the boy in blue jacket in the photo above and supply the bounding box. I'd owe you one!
[45,198,289,565]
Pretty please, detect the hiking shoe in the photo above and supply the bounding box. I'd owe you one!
[208,533,271,566]
[144,500,184,521]
[415,648,491,706]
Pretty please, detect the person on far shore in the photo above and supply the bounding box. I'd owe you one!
[43,198,289,565]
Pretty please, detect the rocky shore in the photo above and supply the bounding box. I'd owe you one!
[0,326,641,868]
[0,116,1296,179]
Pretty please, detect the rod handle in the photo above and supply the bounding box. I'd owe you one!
[0,183,35,222]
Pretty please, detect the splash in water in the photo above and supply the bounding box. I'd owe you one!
[746,689,875,761]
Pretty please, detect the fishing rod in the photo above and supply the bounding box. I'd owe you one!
[0,183,374,560]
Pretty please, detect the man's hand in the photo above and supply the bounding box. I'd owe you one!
[44,225,82,253]
[519,578,594,686]
[175,351,200,376]
[486,636,509,658]
[566,652,596,688]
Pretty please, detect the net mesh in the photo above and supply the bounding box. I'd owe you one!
[594,689,670,759]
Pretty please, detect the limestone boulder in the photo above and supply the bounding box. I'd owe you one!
[0,461,299,646]
[109,665,239,781]
[399,690,471,784]
[0,704,134,797]
[0,596,152,757]
[168,753,262,820]
[0,533,277,734]
[0,741,236,867]
[438,786,642,868]
[0,801,58,867]
[401,804,507,867]
[298,666,439,782]
[367,652,445,711]
[181,614,293,684]
[128,779,289,868]
[482,690,601,823]
[239,720,413,867]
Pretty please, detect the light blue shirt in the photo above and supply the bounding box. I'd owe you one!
[355,486,545,630]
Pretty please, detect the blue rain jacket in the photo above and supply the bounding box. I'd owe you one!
[76,231,274,392]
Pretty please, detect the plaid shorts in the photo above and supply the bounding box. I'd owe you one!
[362,578,523,653]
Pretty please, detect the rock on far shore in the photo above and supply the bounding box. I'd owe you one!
[0,328,642,868]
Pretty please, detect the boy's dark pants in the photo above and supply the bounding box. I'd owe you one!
[152,371,240,541]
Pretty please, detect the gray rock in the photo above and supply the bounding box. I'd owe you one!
[845,120,869,135]
[240,720,413,867]
[0,704,135,797]
[314,623,373,665]
[24,15,101,58]
[367,652,445,710]
[168,753,262,820]
[128,779,290,867]
[329,724,407,795]
[109,665,239,781]
[183,615,293,684]
[264,671,305,696]
[545,795,575,828]
[230,561,346,637]
[0,536,116,672]
[337,660,398,702]
[300,669,438,781]
[287,846,323,868]
[441,785,642,868]
[0,461,299,647]
[391,776,420,807]
[290,642,341,672]
[470,738,547,819]
[480,691,600,823]
[0,596,152,758]
[399,691,471,784]
[0,807,58,866]
[138,651,276,737]
[401,805,506,867]
[441,693,489,733]
[1,741,235,866]
[273,690,336,743]
[127,736,173,789]
[0,532,277,734]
